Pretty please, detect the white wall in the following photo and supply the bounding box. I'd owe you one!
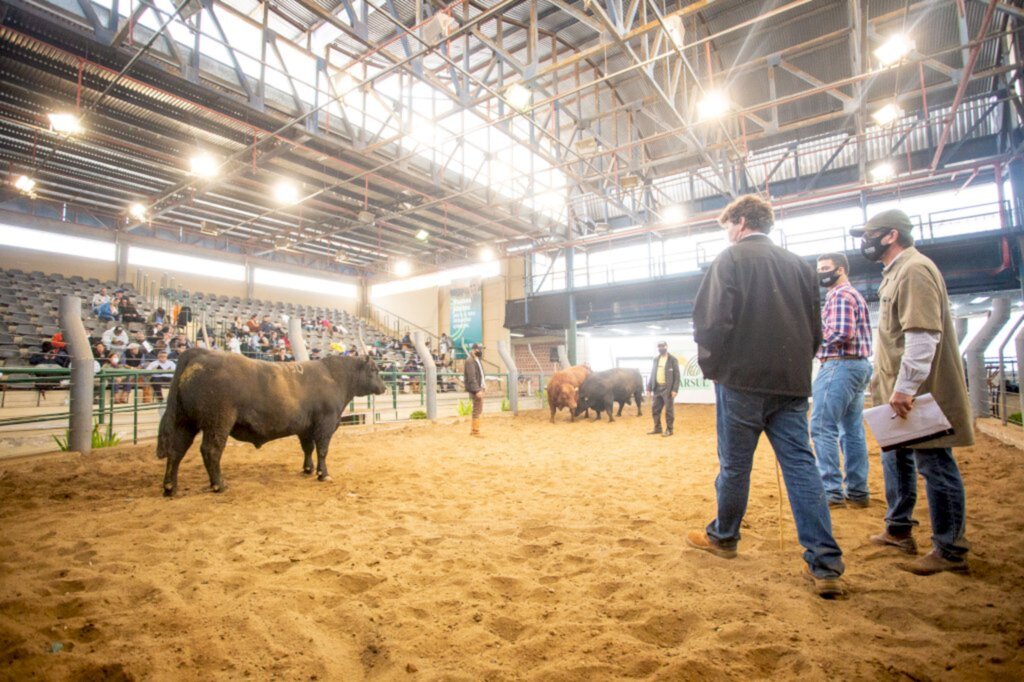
[582,333,714,403]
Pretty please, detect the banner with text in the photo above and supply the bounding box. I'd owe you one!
[450,286,482,359]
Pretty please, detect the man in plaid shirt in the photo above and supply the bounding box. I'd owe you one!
[811,252,873,508]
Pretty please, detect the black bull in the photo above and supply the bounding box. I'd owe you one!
[574,368,644,422]
[157,349,386,496]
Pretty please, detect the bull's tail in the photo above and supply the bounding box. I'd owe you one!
[156,348,202,459]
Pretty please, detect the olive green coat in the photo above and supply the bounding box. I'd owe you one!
[870,247,974,449]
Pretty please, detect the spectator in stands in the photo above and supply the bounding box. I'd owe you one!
[151,307,167,330]
[124,343,147,368]
[119,296,144,324]
[439,333,451,362]
[91,287,110,315]
[401,331,412,348]
[226,332,242,354]
[230,316,245,336]
[258,333,272,359]
[92,341,108,365]
[132,330,152,354]
[145,349,176,402]
[272,346,291,362]
[50,331,67,351]
[102,325,130,355]
[106,352,131,403]
[319,317,333,333]
[96,298,119,322]
[29,341,66,398]
[309,348,322,360]
[246,314,260,334]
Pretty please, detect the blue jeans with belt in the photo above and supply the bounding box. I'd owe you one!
[881,446,970,561]
[810,358,872,503]
[707,384,845,579]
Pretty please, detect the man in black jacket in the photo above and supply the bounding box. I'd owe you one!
[687,194,846,599]
[463,343,486,436]
[647,341,680,436]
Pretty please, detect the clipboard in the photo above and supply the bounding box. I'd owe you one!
[863,393,954,450]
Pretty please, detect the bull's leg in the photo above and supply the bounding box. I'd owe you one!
[199,427,231,493]
[616,400,624,417]
[636,391,643,416]
[162,425,198,497]
[299,433,315,475]
[313,423,336,482]
[607,399,615,422]
[549,402,556,423]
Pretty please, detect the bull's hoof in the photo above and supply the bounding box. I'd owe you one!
[302,467,314,475]
[163,485,176,498]
[317,474,333,483]
[210,482,228,493]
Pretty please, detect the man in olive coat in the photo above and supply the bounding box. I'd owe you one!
[463,343,486,436]
[852,209,974,575]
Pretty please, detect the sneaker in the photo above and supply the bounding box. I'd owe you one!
[828,499,847,509]
[802,565,847,599]
[685,530,737,559]
[662,430,673,437]
[869,531,918,555]
[847,498,870,509]
[647,429,662,435]
[901,550,969,576]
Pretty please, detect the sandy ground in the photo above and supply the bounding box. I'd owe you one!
[1,405,1022,681]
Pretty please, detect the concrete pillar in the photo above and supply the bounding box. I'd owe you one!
[244,259,255,301]
[60,295,94,454]
[115,236,128,286]
[497,340,518,416]
[965,297,1010,418]
[954,316,968,344]
[556,344,570,369]
[1016,322,1024,421]
[412,331,437,419]
[288,317,309,362]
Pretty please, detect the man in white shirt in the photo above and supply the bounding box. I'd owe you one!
[227,332,242,354]
[101,325,130,354]
[91,287,110,314]
[145,349,177,402]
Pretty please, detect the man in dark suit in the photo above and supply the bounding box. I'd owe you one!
[463,343,486,436]
[647,341,680,436]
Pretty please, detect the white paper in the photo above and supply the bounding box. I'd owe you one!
[863,393,954,450]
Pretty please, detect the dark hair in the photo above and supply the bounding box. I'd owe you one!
[718,194,774,233]
[817,252,849,272]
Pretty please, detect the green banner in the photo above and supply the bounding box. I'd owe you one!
[450,286,482,359]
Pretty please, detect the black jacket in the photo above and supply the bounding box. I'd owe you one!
[647,353,681,393]
[693,234,821,397]
[463,355,484,394]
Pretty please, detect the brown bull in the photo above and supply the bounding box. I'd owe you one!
[546,365,592,422]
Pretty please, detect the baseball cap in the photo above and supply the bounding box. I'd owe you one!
[850,209,913,238]
[471,343,484,350]
[657,340,667,348]
[114,325,123,331]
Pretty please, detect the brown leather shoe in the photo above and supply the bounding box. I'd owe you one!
[847,498,870,509]
[685,530,737,559]
[901,550,969,576]
[869,531,918,555]
[802,565,847,599]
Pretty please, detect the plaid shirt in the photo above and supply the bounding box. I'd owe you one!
[817,281,872,360]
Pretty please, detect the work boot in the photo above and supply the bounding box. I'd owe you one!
[470,417,481,436]
[901,550,969,576]
[685,530,737,559]
[802,565,847,599]
[647,427,662,435]
[662,429,673,437]
[847,497,871,509]
[869,531,918,555]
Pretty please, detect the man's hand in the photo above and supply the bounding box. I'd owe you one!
[477,389,485,398]
[671,391,677,399]
[889,391,915,418]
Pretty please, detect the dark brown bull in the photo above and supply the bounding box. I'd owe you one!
[157,349,386,496]
[546,365,592,422]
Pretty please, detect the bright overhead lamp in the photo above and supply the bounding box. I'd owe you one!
[14,175,36,194]
[128,202,147,221]
[697,90,729,121]
[479,246,495,262]
[869,161,896,182]
[415,229,429,242]
[504,83,532,112]
[189,152,218,178]
[394,259,412,277]
[871,102,903,126]
[273,180,300,205]
[48,112,83,135]
[660,204,686,224]
[874,34,915,66]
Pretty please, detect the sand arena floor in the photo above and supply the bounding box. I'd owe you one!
[1,405,1022,680]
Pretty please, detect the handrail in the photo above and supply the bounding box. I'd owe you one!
[366,303,440,346]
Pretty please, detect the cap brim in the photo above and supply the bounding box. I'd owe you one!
[849,227,866,237]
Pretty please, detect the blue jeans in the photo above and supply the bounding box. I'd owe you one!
[707,384,845,579]
[810,359,872,502]
[881,447,969,561]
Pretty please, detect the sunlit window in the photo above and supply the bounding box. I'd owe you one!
[254,268,357,298]
[128,246,245,280]
[0,224,114,261]
[370,261,500,299]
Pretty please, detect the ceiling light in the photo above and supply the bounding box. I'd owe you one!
[394,259,412,277]
[189,152,218,178]
[333,249,347,263]
[645,324,663,330]
[479,246,495,262]
[970,296,990,304]
[48,112,83,135]
[871,103,903,126]
[504,83,532,112]
[869,161,896,182]
[273,181,300,205]
[357,210,375,224]
[874,34,915,66]
[14,175,36,194]
[661,204,685,224]
[697,91,729,120]
[273,235,293,249]
[415,229,429,242]
[128,203,147,220]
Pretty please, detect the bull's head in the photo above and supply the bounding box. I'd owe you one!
[573,390,592,416]
[360,357,387,396]
[559,384,579,411]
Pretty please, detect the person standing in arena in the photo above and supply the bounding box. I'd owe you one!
[463,343,486,437]
[811,253,873,509]
[688,194,846,599]
[647,341,680,437]
[852,209,973,575]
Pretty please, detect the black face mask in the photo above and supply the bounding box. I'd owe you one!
[474,350,482,358]
[860,232,889,262]
[818,269,840,288]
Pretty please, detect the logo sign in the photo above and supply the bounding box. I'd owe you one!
[450,286,482,358]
